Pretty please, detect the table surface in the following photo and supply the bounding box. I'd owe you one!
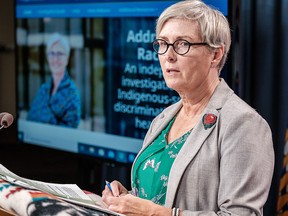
[0,207,16,216]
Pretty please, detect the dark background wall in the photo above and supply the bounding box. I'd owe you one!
[230,1,288,215]
[0,1,287,215]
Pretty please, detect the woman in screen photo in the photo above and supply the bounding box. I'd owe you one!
[102,0,274,215]
[27,33,81,128]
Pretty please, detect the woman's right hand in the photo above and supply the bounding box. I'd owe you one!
[102,187,172,216]
[102,180,128,200]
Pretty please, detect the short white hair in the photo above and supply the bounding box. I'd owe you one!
[46,33,70,56]
[156,0,231,71]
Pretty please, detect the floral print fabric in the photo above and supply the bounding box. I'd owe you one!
[132,116,192,205]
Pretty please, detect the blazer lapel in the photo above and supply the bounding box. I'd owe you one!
[164,79,234,207]
[141,102,182,149]
[165,107,219,207]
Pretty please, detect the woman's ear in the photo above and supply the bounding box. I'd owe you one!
[211,45,224,68]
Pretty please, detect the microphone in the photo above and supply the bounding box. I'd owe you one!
[0,112,14,130]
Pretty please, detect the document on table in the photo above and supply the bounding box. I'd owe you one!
[0,163,124,216]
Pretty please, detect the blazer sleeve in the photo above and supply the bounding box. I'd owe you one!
[216,110,274,215]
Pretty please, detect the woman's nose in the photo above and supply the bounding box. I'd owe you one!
[165,46,177,62]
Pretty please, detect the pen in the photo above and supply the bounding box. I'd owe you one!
[105,180,113,192]
[105,180,120,197]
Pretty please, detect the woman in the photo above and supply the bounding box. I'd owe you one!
[102,1,274,215]
[27,33,81,128]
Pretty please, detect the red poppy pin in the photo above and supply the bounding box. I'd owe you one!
[202,113,217,130]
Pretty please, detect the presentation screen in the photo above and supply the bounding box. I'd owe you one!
[16,0,228,163]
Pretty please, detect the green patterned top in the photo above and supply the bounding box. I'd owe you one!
[131,117,192,205]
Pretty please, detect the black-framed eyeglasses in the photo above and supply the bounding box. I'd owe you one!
[152,38,208,55]
[47,51,66,58]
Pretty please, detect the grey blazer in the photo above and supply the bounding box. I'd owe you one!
[131,79,274,216]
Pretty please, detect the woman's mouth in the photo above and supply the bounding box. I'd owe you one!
[166,68,179,73]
